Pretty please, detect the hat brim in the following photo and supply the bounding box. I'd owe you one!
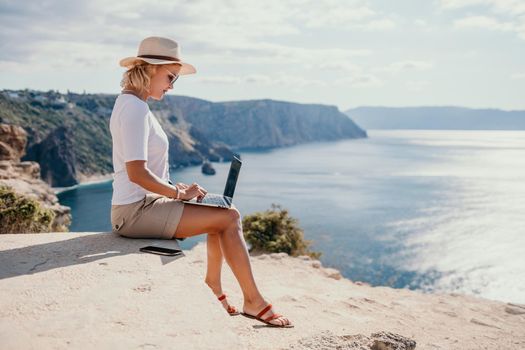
[119,56,196,75]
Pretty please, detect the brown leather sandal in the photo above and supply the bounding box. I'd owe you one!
[241,303,294,328]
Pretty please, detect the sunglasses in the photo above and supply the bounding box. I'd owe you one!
[164,67,179,85]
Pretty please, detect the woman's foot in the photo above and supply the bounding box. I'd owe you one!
[242,300,293,328]
[217,294,240,316]
[205,279,240,316]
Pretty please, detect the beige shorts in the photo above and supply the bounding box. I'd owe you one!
[111,193,185,240]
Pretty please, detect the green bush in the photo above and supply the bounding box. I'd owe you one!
[0,185,55,234]
[242,204,321,259]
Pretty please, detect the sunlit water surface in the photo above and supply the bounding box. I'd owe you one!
[58,130,525,303]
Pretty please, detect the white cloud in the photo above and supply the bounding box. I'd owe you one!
[376,60,434,74]
[195,42,371,67]
[415,19,427,26]
[440,0,525,39]
[363,18,397,30]
[196,76,242,84]
[440,0,525,15]
[0,0,395,72]
[0,0,395,104]
[244,74,274,84]
[406,80,430,92]
[1,0,524,109]
[511,73,525,80]
[273,74,326,87]
[391,61,434,71]
[295,1,396,31]
[454,15,515,31]
[313,61,363,74]
[335,74,383,88]
[440,0,488,9]
[196,73,326,87]
[298,4,376,28]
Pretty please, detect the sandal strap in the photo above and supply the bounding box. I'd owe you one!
[227,305,237,313]
[218,294,226,301]
[256,304,273,319]
[264,313,283,322]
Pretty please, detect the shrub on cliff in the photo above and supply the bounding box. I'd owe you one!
[0,185,55,234]
[242,204,321,259]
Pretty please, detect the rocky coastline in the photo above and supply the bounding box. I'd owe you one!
[0,89,366,188]
[0,123,71,232]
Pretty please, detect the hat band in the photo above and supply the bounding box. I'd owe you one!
[138,54,181,62]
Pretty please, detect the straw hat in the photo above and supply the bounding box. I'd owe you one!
[119,36,196,75]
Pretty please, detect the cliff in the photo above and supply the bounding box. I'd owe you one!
[0,124,71,232]
[0,89,366,187]
[152,97,367,149]
[1,232,524,349]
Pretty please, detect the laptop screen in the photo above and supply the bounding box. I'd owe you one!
[223,157,242,198]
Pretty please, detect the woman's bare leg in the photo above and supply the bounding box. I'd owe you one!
[205,234,237,313]
[205,233,223,294]
[175,205,262,302]
[174,205,291,326]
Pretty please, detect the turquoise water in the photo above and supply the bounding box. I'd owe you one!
[57,130,525,304]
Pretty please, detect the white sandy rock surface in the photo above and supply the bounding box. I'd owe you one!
[1,232,524,350]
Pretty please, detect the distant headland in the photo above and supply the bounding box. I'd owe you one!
[346,106,525,130]
[0,89,366,188]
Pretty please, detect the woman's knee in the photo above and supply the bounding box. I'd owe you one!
[175,205,241,238]
[225,207,241,229]
[227,207,241,222]
[206,208,241,235]
[218,207,241,234]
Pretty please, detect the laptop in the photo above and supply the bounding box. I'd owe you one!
[183,156,242,209]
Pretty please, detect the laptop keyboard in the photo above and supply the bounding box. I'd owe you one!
[201,194,228,206]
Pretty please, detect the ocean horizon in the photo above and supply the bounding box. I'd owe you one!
[57,130,525,304]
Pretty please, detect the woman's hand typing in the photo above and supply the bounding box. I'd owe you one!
[174,182,207,201]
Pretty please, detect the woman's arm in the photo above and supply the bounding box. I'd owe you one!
[126,160,207,200]
[126,160,177,197]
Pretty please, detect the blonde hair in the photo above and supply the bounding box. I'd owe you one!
[120,61,158,95]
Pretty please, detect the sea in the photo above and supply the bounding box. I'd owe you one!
[57,130,525,304]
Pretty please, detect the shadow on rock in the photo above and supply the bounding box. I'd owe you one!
[0,232,185,280]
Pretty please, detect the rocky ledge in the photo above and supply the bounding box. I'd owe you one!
[0,124,71,231]
[1,232,524,349]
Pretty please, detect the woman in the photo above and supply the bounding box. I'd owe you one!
[110,36,292,328]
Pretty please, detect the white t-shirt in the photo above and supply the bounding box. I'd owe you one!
[110,93,170,205]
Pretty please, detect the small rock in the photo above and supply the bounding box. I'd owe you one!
[509,302,525,309]
[289,331,415,350]
[323,267,342,280]
[371,331,416,350]
[311,260,322,268]
[470,318,501,329]
[505,303,525,315]
[201,161,216,175]
[355,281,371,287]
[133,284,152,293]
[297,255,311,261]
[442,311,457,318]
[270,252,288,260]
[289,331,373,350]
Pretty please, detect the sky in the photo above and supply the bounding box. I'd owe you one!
[1,0,524,111]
